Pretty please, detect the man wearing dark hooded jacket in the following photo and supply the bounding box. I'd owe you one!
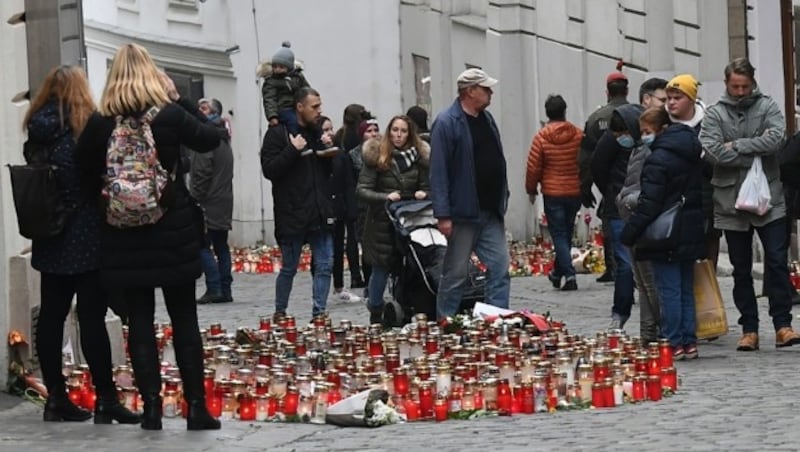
[592,104,644,329]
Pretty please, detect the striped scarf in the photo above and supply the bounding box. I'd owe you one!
[393,147,419,172]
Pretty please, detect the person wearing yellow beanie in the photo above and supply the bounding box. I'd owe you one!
[666,73,704,131]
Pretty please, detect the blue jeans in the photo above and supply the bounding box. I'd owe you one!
[367,266,389,310]
[725,219,793,332]
[543,196,581,279]
[652,260,697,347]
[278,108,300,136]
[436,210,510,319]
[199,229,233,297]
[608,218,634,320]
[275,230,333,316]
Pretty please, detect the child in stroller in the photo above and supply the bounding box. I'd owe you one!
[382,200,486,327]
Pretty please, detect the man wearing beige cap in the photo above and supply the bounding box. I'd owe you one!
[430,68,510,320]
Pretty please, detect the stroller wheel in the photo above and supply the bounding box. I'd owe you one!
[383,299,405,328]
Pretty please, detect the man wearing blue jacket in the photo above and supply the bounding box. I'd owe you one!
[430,68,510,320]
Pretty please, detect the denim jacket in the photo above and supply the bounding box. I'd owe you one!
[430,99,508,222]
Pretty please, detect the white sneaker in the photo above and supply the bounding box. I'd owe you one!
[332,289,361,303]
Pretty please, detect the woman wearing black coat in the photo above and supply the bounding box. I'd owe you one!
[76,44,222,431]
[24,65,139,425]
[620,107,705,360]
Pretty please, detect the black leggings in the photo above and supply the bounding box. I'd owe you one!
[36,272,114,395]
[125,283,201,353]
[332,219,363,289]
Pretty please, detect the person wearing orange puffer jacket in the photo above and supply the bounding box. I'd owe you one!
[525,94,584,291]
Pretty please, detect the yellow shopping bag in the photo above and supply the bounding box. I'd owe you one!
[694,259,729,339]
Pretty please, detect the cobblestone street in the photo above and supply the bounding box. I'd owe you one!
[1,267,799,451]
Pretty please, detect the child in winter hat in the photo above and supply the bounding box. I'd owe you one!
[261,41,311,130]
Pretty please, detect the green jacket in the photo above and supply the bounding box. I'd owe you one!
[261,69,310,121]
[356,138,431,269]
[578,96,628,203]
[700,86,786,231]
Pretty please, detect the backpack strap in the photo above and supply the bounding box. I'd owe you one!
[142,106,161,123]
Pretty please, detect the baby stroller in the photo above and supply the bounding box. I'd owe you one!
[382,200,486,327]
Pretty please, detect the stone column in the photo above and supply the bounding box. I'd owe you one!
[487,0,537,240]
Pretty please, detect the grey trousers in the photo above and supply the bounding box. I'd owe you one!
[634,260,661,342]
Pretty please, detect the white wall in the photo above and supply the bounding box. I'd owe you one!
[1,0,35,389]
[399,0,748,240]
[83,0,402,246]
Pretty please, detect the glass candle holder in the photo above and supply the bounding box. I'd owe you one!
[647,375,662,401]
[533,376,547,413]
[658,339,673,368]
[481,379,498,411]
[434,398,448,422]
[310,385,328,425]
[256,395,270,421]
[661,366,677,392]
[67,382,82,406]
[114,365,134,389]
[259,316,271,332]
[520,382,534,414]
[647,352,661,377]
[283,388,299,416]
[121,387,138,412]
[207,393,222,418]
[270,372,288,398]
[239,393,257,421]
[215,357,231,382]
[632,375,646,401]
[80,386,96,411]
[221,393,236,420]
[163,390,178,418]
[435,365,452,397]
[496,379,512,416]
[404,397,420,422]
[419,382,434,418]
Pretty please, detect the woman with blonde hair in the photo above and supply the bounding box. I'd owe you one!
[77,43,222,430]
[24,65,140,424]
[357,115,430,325]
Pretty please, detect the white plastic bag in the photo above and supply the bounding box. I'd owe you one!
[735,156,771,215]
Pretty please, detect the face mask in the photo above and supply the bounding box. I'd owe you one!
[641,134,655,146]
[616,135,634,148]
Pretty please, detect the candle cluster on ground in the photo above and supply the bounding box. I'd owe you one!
[59,311,681,425]
[230,239,608,278]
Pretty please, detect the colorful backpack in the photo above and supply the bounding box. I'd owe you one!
[102,107,170,227]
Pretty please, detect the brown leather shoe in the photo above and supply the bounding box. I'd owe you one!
[736,332,759,351]
[775,327,800,348]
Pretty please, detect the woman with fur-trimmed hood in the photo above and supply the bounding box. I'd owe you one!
[356,115,430,324]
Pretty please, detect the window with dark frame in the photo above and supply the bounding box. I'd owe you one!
[412,54,432,117]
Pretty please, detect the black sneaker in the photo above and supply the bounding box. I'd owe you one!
[197,292,226,304]
[561,278,578,291]
[214,295,233,303]
[351,279,366,289]
[596,272,615,283]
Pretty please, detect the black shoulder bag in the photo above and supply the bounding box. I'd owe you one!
[7,140,72,239]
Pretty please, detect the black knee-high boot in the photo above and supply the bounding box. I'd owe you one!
[175,342,220,430]
[129,343,162,430]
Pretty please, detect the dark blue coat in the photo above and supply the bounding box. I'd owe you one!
[28,101,102,275]
[429,99,508,221]
[620,124,705,262]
